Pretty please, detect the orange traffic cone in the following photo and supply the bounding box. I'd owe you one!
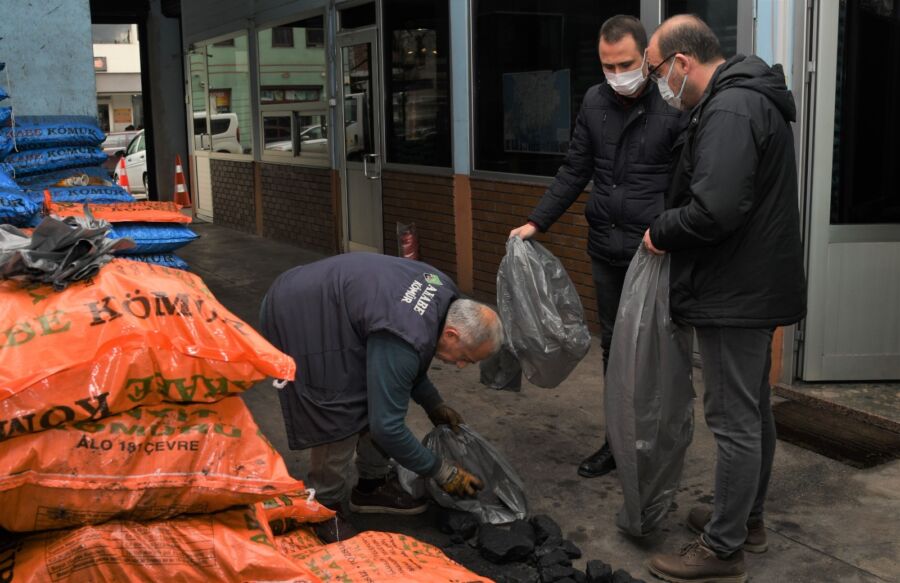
[116,156,130,193]
[173,154,191,208]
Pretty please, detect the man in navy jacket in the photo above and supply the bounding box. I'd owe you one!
[510,15,685,479]
[261,253,502,541]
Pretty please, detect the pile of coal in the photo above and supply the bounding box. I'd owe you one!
[437,509,647,583]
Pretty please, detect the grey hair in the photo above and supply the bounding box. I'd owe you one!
[445,299,503,355]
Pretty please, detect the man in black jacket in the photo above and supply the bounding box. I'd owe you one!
[642,15,806,583]
[509,15,684,479]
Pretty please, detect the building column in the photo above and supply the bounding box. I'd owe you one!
[450,0,474,294]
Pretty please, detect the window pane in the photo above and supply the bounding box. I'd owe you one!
[830,0,900,224]
[263,115,293,151]
[206,34,253,155]
[665,0,738,58]
[297,114,329,155]
[258,17,328,108]
[383,0,451,167]
[272,27,295,48]
[342,44,375,161]
[92,24,132,44]
[193,117,207,135]
[474,0,639,176]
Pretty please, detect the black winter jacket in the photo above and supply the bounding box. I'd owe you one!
[529,82,685,266]
[650,55,807,328]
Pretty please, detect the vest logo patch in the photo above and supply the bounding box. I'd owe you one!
[423,273,443,286]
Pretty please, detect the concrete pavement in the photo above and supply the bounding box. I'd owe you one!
[180,223,900,583]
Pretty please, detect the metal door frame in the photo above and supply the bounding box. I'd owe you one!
[185,44,214,221]
[336,24,384,253]
[801,1,900,380]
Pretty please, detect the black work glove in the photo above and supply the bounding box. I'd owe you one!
[427,403,464,433]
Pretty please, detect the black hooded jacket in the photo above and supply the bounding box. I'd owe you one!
[528,82,685,266]
[650,55,807,328]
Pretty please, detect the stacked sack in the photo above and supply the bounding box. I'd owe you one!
[0,79,40,227]
[0,257,302,578]
[0,163,37,227]
[47,197,197,270]
[0,114,134,214]
[0,256,488,582]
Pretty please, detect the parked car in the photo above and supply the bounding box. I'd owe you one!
[299,124,328,153]
[113,130,148,199]
[193,112,243,154]
[266,124,328,154]
[100,129,141,172]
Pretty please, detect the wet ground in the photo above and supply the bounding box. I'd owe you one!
[181,223,900,583]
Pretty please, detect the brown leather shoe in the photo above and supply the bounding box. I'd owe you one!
[648,539,747,583]
[687,507,768,553]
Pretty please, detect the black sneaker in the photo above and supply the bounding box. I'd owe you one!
[349,477,428,515]
[313,511,360,544]
[578,441,616,478]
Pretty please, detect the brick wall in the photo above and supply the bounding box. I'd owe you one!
[260,163,336,254]
[210,159,255,234]
[470,178,599,332]
[382,171,457,281]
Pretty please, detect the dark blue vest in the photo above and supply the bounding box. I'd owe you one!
[261,253,459,449]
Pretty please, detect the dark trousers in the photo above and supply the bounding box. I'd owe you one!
[591,259,630,374]
[695,327,776,555]
[591,259,630,448]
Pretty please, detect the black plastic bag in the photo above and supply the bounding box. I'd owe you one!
[478,345,522,391]
[398,425,528,524]
[606,247,695,536]
[494,237,590,388]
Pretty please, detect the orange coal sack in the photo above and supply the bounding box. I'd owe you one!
[260,489,336,535]
[0,259,295,442]
[0,398,303,532]
[275,526,325,558]
[46,199,192,224]
[0,505,319,583]
[285,531,491,583]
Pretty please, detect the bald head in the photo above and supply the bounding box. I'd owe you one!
[653,14,723,64]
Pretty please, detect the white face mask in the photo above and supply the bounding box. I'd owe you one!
[604,53,647,96]
[657,58,688,109]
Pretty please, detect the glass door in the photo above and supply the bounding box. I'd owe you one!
[338,28,383,252]
[801,0,900,380]
[187,48,213,220]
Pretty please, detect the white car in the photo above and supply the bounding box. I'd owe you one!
[193,112,243,154]
[114,130,149,199]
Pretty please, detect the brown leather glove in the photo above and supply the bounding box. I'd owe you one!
[427,403,464,433]
[437,463,484,498]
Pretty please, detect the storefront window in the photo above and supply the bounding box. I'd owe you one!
[258,16,329,164]
[206,34,253,155]
[382,0,451,167]
[830,0,900,224]
[473,0,639,177]
[665,0,738,57]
